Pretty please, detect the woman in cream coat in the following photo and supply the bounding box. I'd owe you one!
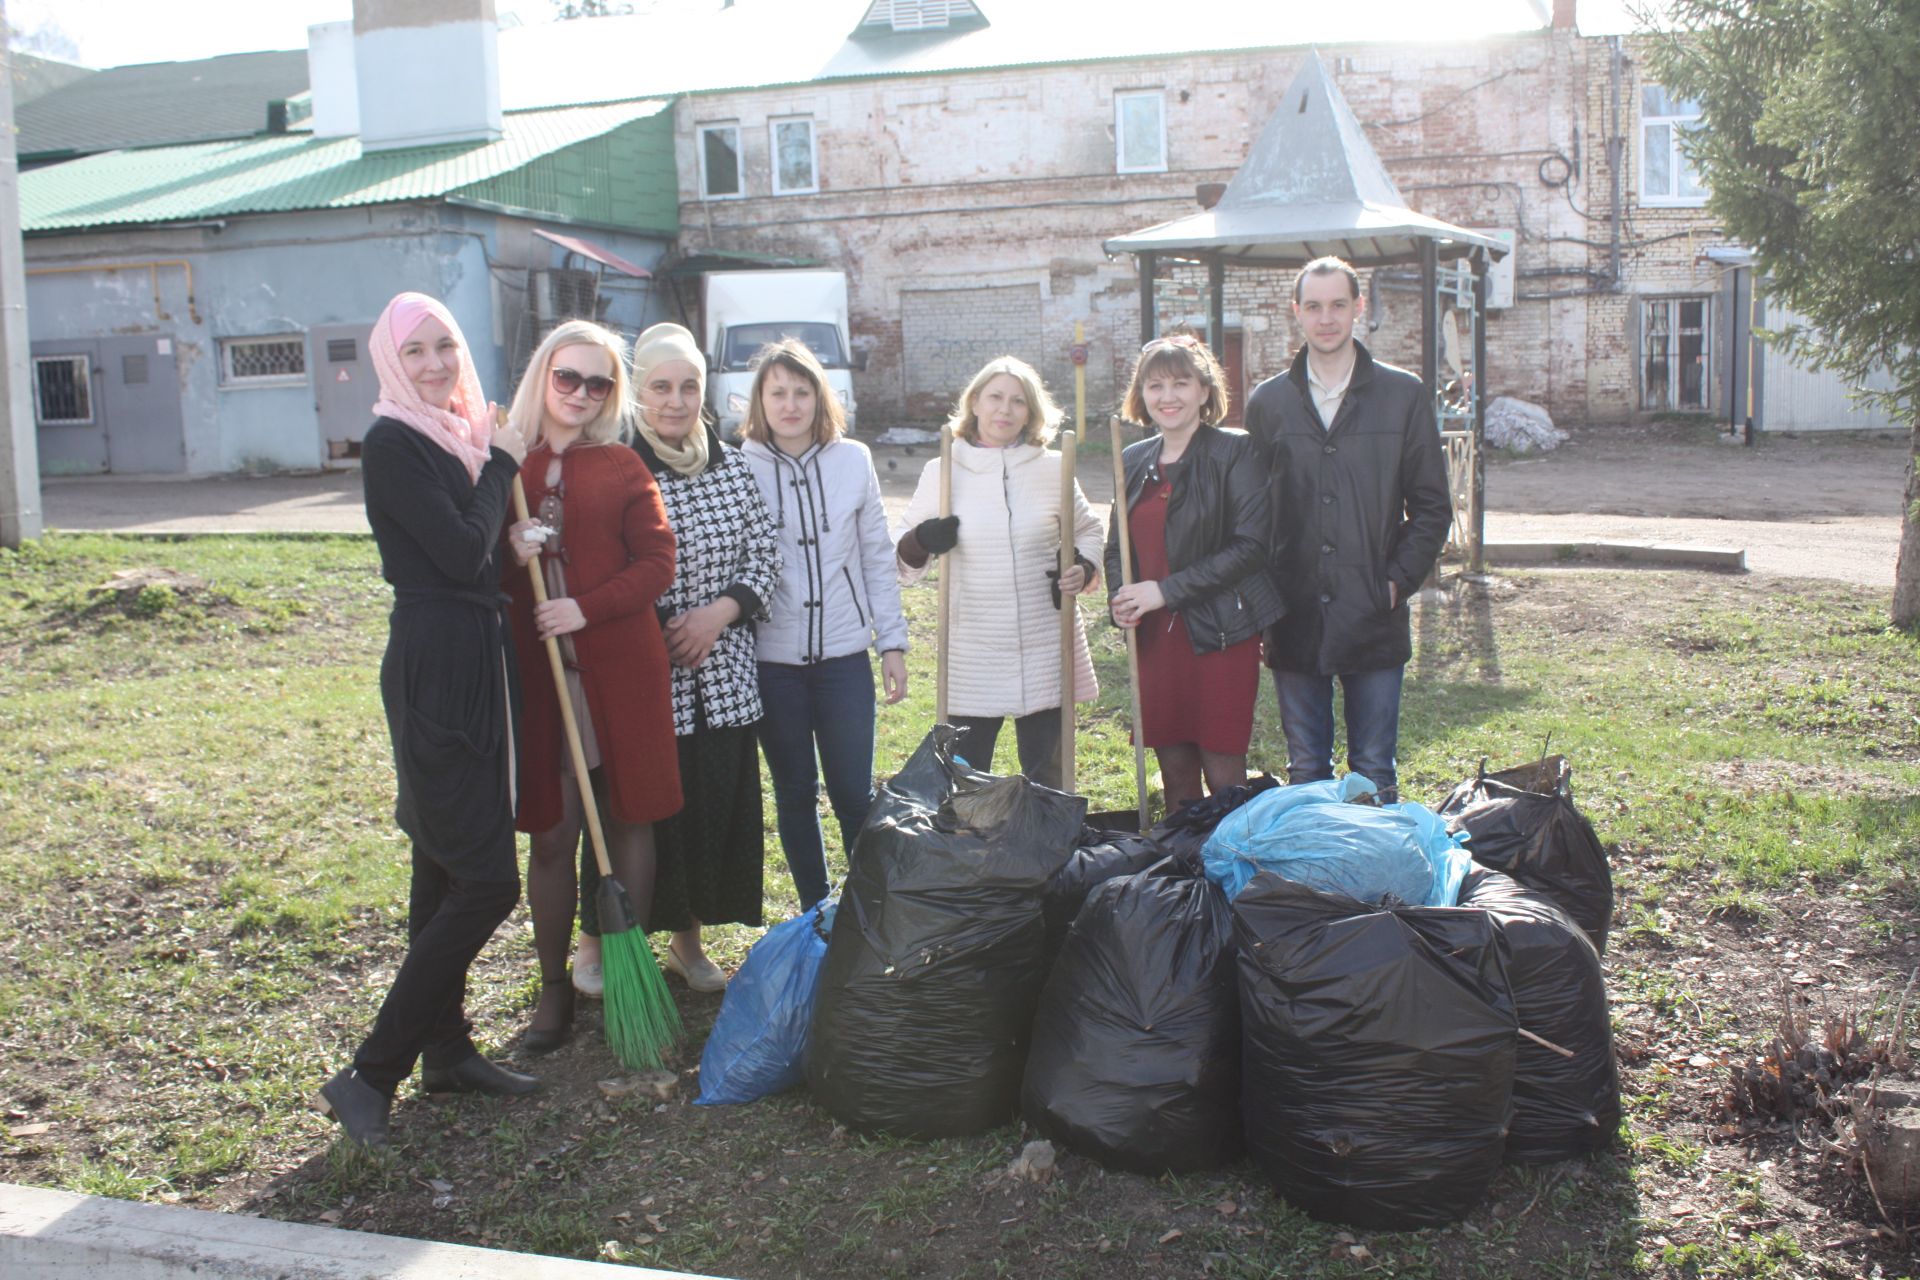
[894,356,1101,789]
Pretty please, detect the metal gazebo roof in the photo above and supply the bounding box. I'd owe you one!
[1103,51,1508,268]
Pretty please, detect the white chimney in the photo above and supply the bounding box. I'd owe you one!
[306,22,360,139]
[352,0,503,152]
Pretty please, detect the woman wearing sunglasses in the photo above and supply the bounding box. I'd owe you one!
[740,338,908,911]
[1105,334,1283,811]
[893,356,1101,786]
[501,319,680,1053]
[316,292,533,1149]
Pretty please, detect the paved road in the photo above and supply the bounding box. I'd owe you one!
[39,446,1900,589]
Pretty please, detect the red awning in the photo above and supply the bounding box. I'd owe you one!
[533,228,651,279]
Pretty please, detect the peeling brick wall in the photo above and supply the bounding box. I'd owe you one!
[673,30,1722,432]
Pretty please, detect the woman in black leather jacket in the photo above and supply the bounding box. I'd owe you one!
[1105,335,1283,810]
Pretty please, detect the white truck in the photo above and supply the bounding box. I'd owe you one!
[700,270,857,439]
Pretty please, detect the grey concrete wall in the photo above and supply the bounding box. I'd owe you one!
[24,206,671,474]
[0,1182,713,1279]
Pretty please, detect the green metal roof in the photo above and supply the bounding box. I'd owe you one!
[21,99,678,236]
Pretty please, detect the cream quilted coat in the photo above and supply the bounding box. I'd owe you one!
[894,439,1103,718]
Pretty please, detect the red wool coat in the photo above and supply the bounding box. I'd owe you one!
[506,441,682,832]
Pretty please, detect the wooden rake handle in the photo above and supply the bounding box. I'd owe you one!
[1058,429,1077,794]
[513,476,614,879]
[1109,414,1149,831]
[935,424,953,726]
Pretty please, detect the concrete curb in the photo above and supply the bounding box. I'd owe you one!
[0,1183,718,1279]
[1481,540,1747,572]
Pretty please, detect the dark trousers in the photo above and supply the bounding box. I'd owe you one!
[351,843,519,1095]
[951,708,1065,790]
[757,653,877,911]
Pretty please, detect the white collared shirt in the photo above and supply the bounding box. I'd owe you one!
[1307,355,1355,431]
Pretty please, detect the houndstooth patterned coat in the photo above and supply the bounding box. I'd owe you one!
[637,429,782,735]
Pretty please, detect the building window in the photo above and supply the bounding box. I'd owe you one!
[32,355,93,425]
[698,123,742,199]
[1115,90,1166,174]
[220,335,307,386]
[770,117,818,195]
[1642,297,1711,411]
[1640,84,1708,207]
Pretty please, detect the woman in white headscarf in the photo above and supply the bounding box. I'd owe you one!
[607,322,781,992]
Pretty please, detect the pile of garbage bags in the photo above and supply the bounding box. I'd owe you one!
[700,733,1619,1230]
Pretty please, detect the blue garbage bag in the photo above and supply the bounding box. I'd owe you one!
[1201,774,1469,907]
[695,900,837,1106]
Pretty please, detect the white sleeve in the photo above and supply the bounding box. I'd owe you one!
[892,457,942,585]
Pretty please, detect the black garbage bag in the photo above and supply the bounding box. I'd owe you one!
[1041,830,1163,960]
[808,727,1086,1138]
[1149,774,1280,861]
[1437,756,1613,954]
[1457,866,1620,1163]
[1022,854,1241,1174]
[1234,872,1516,1229]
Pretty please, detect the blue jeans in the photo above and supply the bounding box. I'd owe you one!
[757,653,877,910]
[1273,666,1405,800]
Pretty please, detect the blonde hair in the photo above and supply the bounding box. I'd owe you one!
[741,338,846,447]
[509,319,632,448]
[946,356,1064,447]
[1122,333,1231,428]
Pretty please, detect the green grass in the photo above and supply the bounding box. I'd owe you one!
[1,533,1917,1279]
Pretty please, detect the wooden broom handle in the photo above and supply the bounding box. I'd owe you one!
[513,476,614,879]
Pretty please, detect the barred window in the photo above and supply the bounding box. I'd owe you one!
[33,355,93,425]
[221,335,307,385]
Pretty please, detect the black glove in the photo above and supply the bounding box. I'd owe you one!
[914,515,960,556]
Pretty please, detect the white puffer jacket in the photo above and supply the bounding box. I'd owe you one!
[743,437,909,666]
[895,438,1102,718]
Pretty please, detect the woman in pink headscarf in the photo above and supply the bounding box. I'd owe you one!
[314,292,538,1149]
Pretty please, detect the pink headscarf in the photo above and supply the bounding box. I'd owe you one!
[370,292,494,483]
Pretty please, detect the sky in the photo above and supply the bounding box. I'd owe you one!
[5,0,1657,70]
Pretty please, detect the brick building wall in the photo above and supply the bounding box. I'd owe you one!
[672,27,1720,431]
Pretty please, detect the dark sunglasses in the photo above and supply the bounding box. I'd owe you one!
[551,367,616,401]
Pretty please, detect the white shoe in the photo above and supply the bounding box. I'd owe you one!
[663,943,729,994]
[571,958,603,999]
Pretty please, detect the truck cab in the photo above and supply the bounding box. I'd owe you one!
[701,270,856,439]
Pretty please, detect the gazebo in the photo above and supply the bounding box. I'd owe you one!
[1104,51,1509,570]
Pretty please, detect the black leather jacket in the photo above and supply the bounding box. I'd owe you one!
[1103,424,1285,654]
[1244,340,1452,675]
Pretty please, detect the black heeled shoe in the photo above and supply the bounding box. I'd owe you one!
[420,1053,541,1096]
[314,1067,392,1149]
[518,976,576,1057]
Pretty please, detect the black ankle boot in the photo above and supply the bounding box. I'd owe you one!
[420,1053,541,1096]
[314,1068,392,1149]
[518,976,576,1057]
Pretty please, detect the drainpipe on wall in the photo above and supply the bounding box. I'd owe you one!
[1607,36,1624,291]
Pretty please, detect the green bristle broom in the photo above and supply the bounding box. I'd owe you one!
[514,478,680,1069]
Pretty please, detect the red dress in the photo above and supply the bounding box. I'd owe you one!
[506,442,683,832]
[1130,464,1261,754]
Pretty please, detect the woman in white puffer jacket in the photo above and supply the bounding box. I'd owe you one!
[894,356,1102,788]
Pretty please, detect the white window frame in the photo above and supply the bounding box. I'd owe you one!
[1640,295,1713,411]
[769,116,819,196]
[1114,89,1167,175]
[32,354,94,425]
[697,122,743,200]
[219,334,308,388]
[1639,84,1709,208]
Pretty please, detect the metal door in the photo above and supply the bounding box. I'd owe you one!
[311,323,377,463]
[28,340,108,475]
[98,335,185,473]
